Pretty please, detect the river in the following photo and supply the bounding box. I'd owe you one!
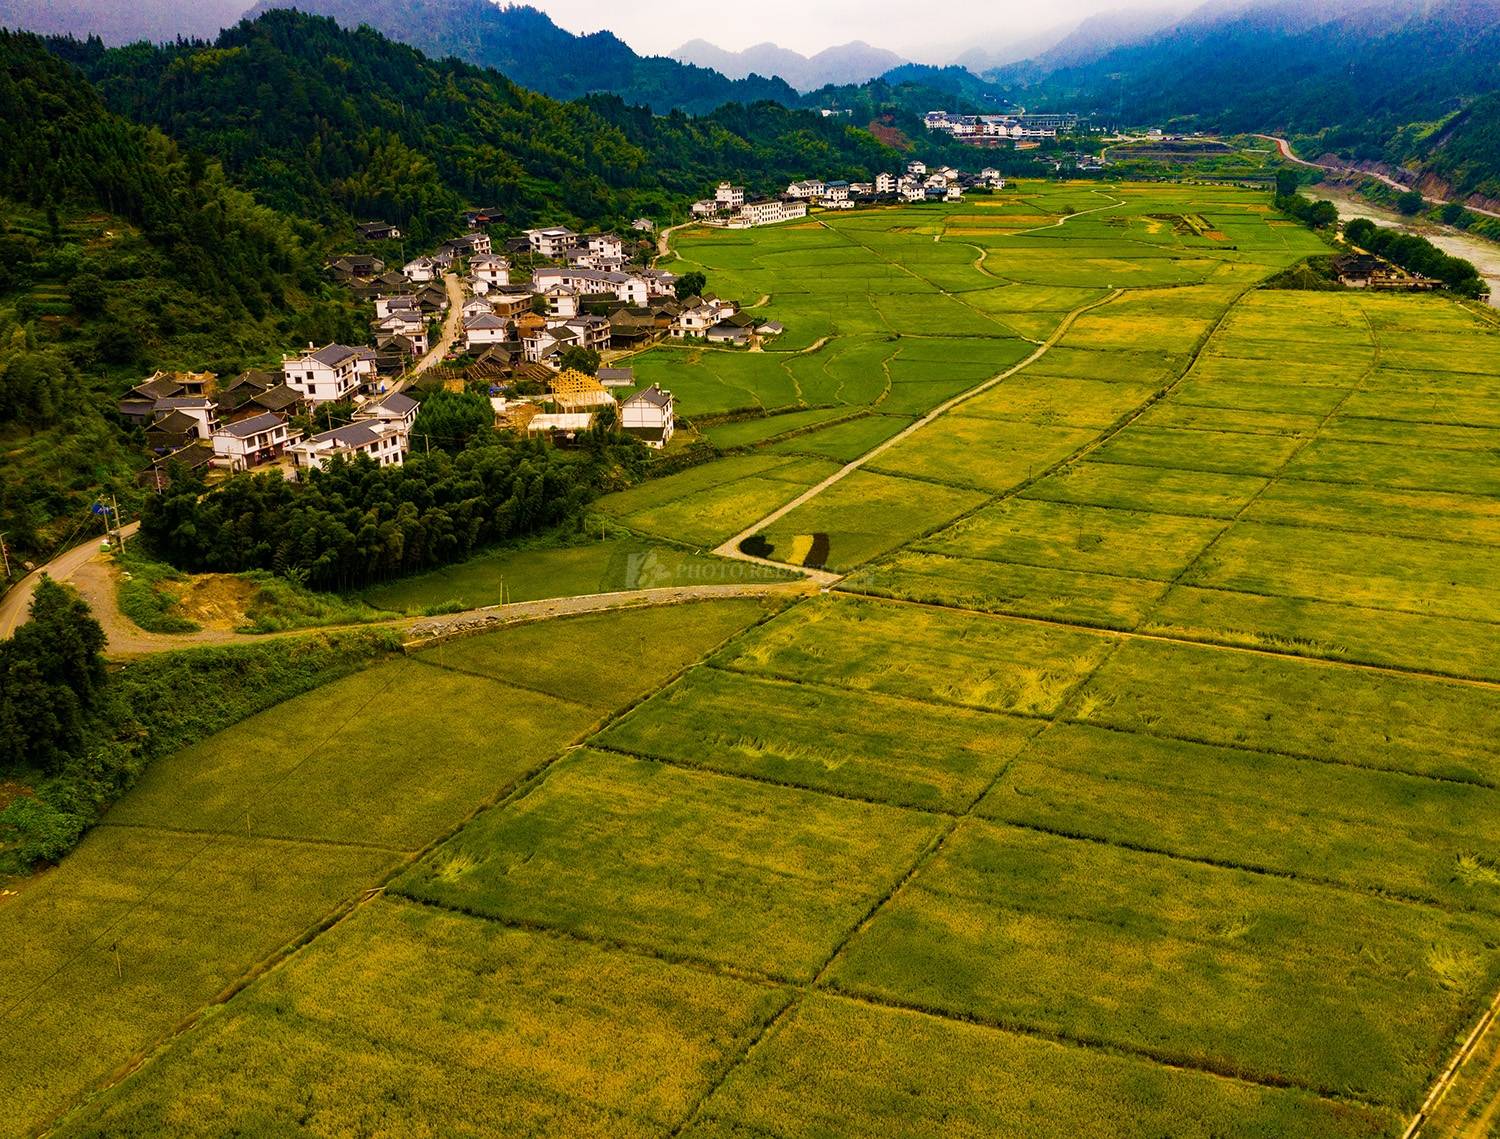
[1316,184,1500,308]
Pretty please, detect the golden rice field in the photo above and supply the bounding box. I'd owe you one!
[8,182,1500,1138]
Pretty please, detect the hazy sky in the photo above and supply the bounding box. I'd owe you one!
[520,0,1133,59]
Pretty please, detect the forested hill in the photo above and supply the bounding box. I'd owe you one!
[996,0,1500,197]
[53,10,900,244]
[242,0,804,116]
[0,29,357,559]
[0,28,321,319]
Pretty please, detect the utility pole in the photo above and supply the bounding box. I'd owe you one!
[111,493,125,551]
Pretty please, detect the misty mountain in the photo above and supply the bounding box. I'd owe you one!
[0,0,245,43]
[991,0,1500,194]
[995,0,1500,127]
[241,0,802,115]
[670,38,906,91]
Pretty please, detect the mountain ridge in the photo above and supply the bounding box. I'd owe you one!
[669,38,906,90]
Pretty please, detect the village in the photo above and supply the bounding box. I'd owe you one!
[115,163,1010,485]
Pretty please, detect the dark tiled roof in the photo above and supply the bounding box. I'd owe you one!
[625,384,672,409]
[362,392,418,416]
[310,344,358,367]
[251,385,303,412]
[219,412,285,438]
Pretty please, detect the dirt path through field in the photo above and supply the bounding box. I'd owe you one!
[712,288,1123,560]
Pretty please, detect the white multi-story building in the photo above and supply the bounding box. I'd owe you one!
[287,420,409,473]
[282,344,364,404]
[463,312,511,350]
[211,412,294,472]
[906,159,927,177]
[525,227,578,257]
[583,233,625,259]
[621,385,674,448]
[731,199,809,228]
[875,172,897,195]
[715,182,746,209]
[470,255,510,288]
[402,256,437,283]
[786,179,825,199]
[352,392,419,434]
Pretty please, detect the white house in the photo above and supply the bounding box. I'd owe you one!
[715,182,746,209]
[374,294,419,320]
[402,257,437,283]
[632,217,655,233]
[621,384,674,448]
[671,304,720,338]
[691,198,720,218]
[463,312,511,350]
[787,179,825,199]
[732,199,809,228]
[282,344,364,404]
[470,255,511,288]
[373,313,429,355]
[526,227,578,257]
[560,315,611,352]
[153,397,218,439]
[821,181,851,204]
[544,285,581,319]
[875,172,897,194]
[287,420,409,473]
[211,412,293,471]
[583,233,625,260]
[353,392,419,433]
[906,160,927,177]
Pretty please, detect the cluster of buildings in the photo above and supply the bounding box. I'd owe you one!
[924,111,1081,143]
[118,364,421,480]
[495,367,678,449]
[688,162,1008,228]
[120,212,761,481]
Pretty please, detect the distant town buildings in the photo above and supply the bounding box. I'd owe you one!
[923,111,1080,142]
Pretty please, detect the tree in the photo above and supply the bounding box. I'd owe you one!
[558,345,600,375]
[1275,168,1300,198]
[1396,190,1426,216]
[0,578,107,774]
[67,269,107,317]
[411,390,494,452]
[1344,217,1377,247]
[1440,201,1472,228]
[1307,200,1338,229]
[674,271,707,300]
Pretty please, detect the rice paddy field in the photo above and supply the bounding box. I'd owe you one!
[8,182,1500,1138]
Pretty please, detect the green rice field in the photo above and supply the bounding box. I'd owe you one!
[10,182,1500,1139]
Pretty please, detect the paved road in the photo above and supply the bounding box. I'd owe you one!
[1258,135,1500,220]
[0,523,140,639]
[0,522,818,657]
[408,273,465,379]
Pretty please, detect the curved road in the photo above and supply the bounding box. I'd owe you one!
[0,523,818,657]
[1258,134,1500,220]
